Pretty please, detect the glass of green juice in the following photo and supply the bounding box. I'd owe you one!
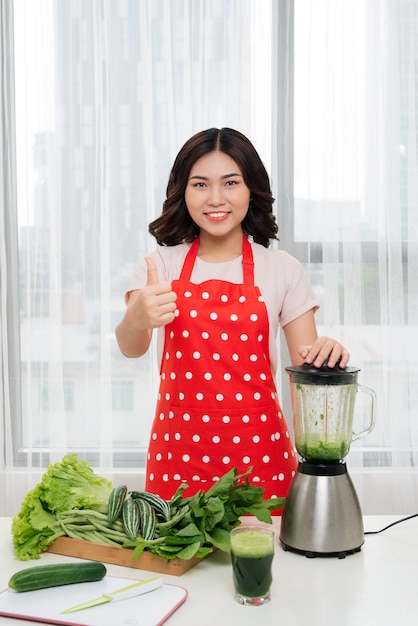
[230,525,275,606]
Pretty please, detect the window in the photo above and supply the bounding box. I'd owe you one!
[2,1,417,516]
[292,0,418,471]
[112,381,134,412]
[8,0,275,469]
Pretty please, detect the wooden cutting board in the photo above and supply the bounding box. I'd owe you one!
[47,536,211,575]
[0,575,187,626]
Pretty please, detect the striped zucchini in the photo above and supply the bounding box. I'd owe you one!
[131,491,171,521]
[122,497,140,540]
[108,484,127,523]
[136,497,157,541]
[8,562,106,592]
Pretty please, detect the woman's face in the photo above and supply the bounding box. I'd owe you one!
[184,151,250,241]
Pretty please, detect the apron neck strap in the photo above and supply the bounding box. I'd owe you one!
[180,237,200,281]
[241,236,255,284]
[180,234,255,285]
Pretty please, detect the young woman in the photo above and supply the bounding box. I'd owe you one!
[116,128,350,501]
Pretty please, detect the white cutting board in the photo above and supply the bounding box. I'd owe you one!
[0,575,187,626]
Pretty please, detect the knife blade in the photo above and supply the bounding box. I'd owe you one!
[61,576,163,613]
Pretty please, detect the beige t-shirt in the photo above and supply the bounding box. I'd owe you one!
[126,241,318,375]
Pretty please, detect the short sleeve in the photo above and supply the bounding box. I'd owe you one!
[278,252,319,327]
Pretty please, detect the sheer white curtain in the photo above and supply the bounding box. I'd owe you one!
[1,0,23,513]
[1,0,276,515]
[2,0,418,517]
[291,0,418,513]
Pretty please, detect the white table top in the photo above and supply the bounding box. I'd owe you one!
[0,515,417,626]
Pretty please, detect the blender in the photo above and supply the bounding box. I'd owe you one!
[279,364,376,558]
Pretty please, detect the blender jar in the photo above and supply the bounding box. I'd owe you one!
[285,364,376,463]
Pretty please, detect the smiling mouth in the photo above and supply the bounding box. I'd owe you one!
[204,211,231,221]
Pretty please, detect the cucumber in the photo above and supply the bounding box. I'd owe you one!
[122,497,140,540]
[136,497,157,541]
[8,561,106,592]
[108,484,128,522]
[131,491,171,521]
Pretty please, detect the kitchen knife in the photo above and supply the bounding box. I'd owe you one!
[61,576,163,613]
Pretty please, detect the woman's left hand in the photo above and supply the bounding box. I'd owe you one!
[298,336,350,369]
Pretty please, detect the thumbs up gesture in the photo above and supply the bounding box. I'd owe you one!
[116,256,177,357]
[135,256,177,329]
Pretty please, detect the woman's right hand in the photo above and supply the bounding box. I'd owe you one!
[134,256,177,329]
[115,257,177,357]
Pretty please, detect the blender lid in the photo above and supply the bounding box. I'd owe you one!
[285,363,360,384]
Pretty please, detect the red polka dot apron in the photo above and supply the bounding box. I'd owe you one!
[145,235,297,501]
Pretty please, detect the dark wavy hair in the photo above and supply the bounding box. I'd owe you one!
[148,128,278,248]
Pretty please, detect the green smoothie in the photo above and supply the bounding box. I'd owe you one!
[297,439,350,462]
[230,528,274,601]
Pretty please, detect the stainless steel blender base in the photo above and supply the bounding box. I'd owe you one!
[279,462,364,558]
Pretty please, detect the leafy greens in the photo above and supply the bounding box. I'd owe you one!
[128,467,285,561]
[11,456,284,563]
[12,453,112,560]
